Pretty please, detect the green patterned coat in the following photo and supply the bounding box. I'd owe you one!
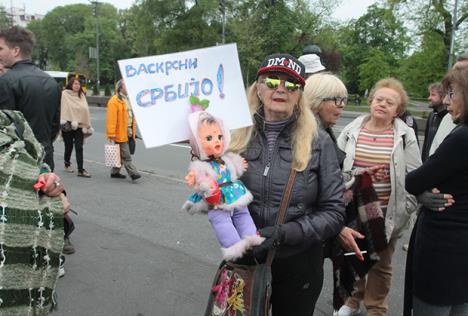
[0,111,64,315]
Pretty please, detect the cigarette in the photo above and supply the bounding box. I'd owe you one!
[344,250,367,256]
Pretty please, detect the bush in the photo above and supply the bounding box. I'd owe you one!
[104,84,112,96]
[92,84,99,96]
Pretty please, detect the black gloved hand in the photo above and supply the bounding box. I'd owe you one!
[251,225,285,262]
[417,190,448,211]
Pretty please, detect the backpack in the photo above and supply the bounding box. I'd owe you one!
[0,110,64,315]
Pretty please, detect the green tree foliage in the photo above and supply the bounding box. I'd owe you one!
[339,4,409,93]
[389,0,468,67]
[0,6,10,28]
[27,3,132,84]
[398,31,447,97]
[358,49,392,92]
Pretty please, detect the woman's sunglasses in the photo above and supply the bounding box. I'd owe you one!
[262,77,302,92]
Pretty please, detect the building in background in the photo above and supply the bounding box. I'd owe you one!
[5,6,43,27]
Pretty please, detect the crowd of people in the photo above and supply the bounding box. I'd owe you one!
[0,24,467,316]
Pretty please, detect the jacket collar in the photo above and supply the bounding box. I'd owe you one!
[346,114,410,141]
[10,59,33,68]
[253,106,297,138]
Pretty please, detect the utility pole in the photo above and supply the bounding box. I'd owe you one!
[91,1,101,93]
[220,0,226,44]
[448,0,458,70]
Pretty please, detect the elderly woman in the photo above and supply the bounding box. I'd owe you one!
[336,78,421,316]
[230,54,345,315]
[61,76,93,177]
[405,67,468,316]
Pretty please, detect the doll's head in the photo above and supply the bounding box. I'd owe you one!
[188,111,230,160]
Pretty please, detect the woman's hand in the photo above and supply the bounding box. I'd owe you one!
[38,173,64,197]
[185,171,196,187]
[338,227,365,261]
[242,159,248,172]
[417,188,455,212]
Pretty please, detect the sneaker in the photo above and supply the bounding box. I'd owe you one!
[64,165,74,173]
[336,305,361,316]
[63,237,75,254]
[110,173,126,179]
[58,255,65,278]
[131,174,141,181]
[77,169,91,178]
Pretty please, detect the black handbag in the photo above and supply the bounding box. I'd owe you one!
[204,169,297,316]
[61,121,72,133]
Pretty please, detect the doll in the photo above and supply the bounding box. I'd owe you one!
[182,102,263,261]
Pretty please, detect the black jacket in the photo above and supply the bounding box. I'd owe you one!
[421,109,448,162]
[406,124,468,305]
[241,112,345,258]
[0,60,61,156]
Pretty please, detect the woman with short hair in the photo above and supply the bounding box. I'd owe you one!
[336,78,421,316]
[405,67,468,316]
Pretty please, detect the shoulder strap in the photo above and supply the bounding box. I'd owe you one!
[265,168,297,266]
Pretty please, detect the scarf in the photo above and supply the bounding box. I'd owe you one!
[332,172,387,311]
[60,89,91,128]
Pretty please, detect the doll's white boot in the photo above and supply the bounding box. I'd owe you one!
[244,234,265,248]
[222,239,250,261]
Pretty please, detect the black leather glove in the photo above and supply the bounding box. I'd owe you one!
[417,190,447,211]
[251,225,285,262]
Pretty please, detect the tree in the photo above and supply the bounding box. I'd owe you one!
[338,4,409,93]
[398,31,447,97]
[27,3,132,84]
[358,49,392,92]
[389,0,468,67]
[0,6,10,28]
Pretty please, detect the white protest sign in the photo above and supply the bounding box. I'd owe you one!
[118,44,252,148]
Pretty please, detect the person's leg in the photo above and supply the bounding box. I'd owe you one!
[413,296,451,316]
[362,238,397,316]
[271,244,324,316]
[344,277,366,311]
[208,209,241,248]
[63,131,74,170]
[111,142,124,177]
[119,141,140,178]
[74,128,84,171]
[231,206,257,237]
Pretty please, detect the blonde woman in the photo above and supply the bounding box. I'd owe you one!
[230,54,345,316]
[336,78,421,316]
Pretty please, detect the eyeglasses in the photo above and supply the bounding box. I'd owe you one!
[448,90,459,100]
[262,77,302,92]
[322,97,348,107]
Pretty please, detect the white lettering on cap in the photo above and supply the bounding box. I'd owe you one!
[266,57,302,75]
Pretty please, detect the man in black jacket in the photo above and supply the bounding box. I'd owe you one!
[0,26,60,170]
[421,82,447,162]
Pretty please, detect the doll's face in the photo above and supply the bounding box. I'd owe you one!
[198,121,224,158]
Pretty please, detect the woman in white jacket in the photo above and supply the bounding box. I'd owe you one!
[336,78,421,316]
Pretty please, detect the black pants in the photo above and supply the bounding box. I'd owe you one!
[271,244,324,316]
[63,129,84,171]
[41,141,55,171]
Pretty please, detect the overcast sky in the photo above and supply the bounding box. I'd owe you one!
[2,0,376,21]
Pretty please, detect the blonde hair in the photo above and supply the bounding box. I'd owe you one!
[303,73,347,113]
[368,78,409,114]
[230,79,317,171]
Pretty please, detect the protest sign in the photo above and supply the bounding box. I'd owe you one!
[118,44,252,148]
